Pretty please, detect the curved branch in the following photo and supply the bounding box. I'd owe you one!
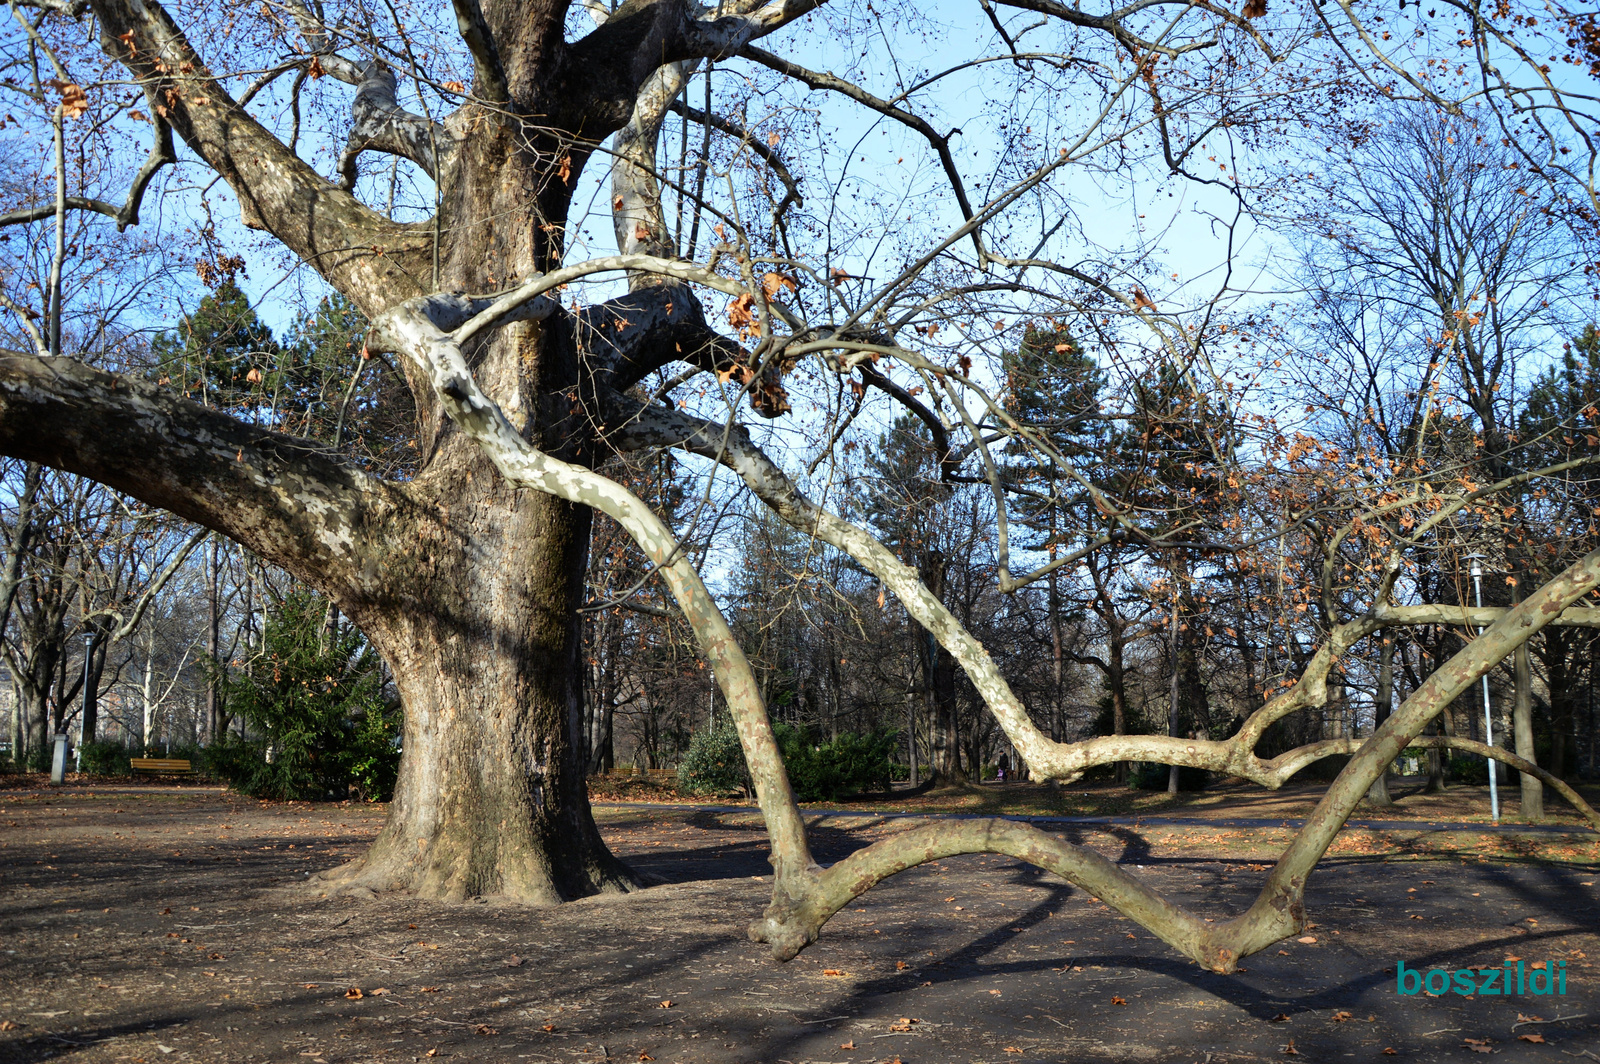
[0,112,173,232]
[737,45,984,259]
[337,61,449,190]
[1406,736,1600,832]
[367,293,818,898]
[750,818,1215,963]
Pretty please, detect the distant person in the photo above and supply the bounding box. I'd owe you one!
[995,754,1009,783]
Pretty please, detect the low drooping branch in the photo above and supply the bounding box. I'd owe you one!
[1404,736,1600,830]
[608,398,1385,789]
[749,818,1215,962]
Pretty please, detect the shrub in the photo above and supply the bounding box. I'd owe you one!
[78,740,134,776]
[678,723,898,801]
[1447,755,1490,785]
[1131,762,1208,791]
[677,722,748,795]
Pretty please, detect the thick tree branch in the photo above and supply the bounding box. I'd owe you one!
[449,0,510,102]
[337,61,449,190]
[1378,603,1600,629]
[0,352,396,603]
[89,0,433,314]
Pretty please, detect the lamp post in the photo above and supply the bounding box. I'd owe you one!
[1467,554,1500,822]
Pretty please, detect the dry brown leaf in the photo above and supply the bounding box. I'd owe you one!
[344,988,364,999]
[46,80,88,119]
[307,57,325,79]
[1519,1034,1546,1044]
[419,986,441,993]
[1282,1038,1299,1055]
[474,1024,498,1036]
[895,960,909,971]
[441,80,466,94]
[1269,1013,1290,1023]
[822,969,846,977]
[658,1000,673,1008]
[1296,935,1317,944]
[838,1041,855,1050]
[0,1021,19,1031]
[1242,0,1267,17]
[1382,1049,1397,1056]
[1111,996,1126,1006]
[1331,1011,1352,1022]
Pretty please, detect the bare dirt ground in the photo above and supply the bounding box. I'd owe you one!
[1,784,1597,1064]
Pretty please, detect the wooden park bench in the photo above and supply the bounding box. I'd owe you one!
[129,758,193,776]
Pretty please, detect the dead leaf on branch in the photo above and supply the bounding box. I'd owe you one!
[761,271,798,298]
[45,80,88,119]
[441,80,466,94]
[1242,0,1267,17]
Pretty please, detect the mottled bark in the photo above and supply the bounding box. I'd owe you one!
[1365,635,1394,808]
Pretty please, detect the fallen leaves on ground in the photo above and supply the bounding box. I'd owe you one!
[473,1024,498,1036]
[0,1021,19,1031]
[1331,1011,1352,1022]
[1297,935,1317,944]
[658,1000,673,1009]
[1269,1013,1291,1023]
[1519,1033,1547,1043]
[343,988,363,1000]
[1111,996,1126,1006]
[419,986,441,993]
[503,955,524,967]
[1282,1038,1299,1055]
[838,1041,855,1050]
[1463,1038,1492,1054]
[823,969,847,977]
[1382,1048,1397,1055]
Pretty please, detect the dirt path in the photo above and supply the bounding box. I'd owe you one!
[1,788,1596,1064]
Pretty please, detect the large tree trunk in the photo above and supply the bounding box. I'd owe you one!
[338,497,633,902]
[1366,635,1395,807]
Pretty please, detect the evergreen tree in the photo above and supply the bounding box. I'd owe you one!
[149,281,279,413]
[216,591,399,801]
